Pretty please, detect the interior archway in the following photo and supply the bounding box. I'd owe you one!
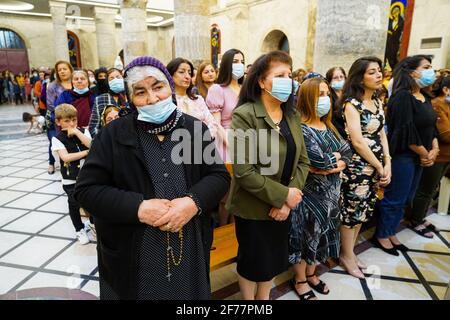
[261,30,290,54]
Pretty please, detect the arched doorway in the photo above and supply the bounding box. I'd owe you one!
[67,31,81,69]
[0,28,29,74]
[261,30,290,54]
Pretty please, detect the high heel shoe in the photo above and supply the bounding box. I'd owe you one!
[291,277,317,300]
[370,237,399,256]
[306,274,329,295]
[339,257,365,279]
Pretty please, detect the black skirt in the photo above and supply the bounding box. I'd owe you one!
[234,215,290,282]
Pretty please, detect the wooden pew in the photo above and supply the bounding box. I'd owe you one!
[210,223,238,271]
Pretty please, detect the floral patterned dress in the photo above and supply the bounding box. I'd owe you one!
[340,98,385,227]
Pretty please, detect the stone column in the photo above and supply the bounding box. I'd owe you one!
[305,0,317,71]
[174,0,210,67]
[313,0,390,74]
[119,0,149,65]
[49,0,70,62]
[94,7,118,67]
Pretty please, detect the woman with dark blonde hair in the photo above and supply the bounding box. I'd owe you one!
[195,61,217,99]
[45,60,73,174]
[289,77,352,300]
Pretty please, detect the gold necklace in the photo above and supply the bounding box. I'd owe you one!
[165,228,184,282]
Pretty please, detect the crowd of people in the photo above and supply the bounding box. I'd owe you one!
[1,49,449,301]
[0,70,36,105]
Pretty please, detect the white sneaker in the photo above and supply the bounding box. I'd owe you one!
[84,221,96,241]
[76,229,90,245]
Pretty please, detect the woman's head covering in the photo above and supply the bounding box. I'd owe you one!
[303,72,324,82]
[123,56,176,106]
[94,67,108,80]
[94,67,109,94]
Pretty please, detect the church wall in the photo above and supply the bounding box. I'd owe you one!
[210,0,311,70]
[2,0,448,75]
[0,14,56,69]
[408,0,450,68]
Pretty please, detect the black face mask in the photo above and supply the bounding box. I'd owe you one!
[96,79,109,94]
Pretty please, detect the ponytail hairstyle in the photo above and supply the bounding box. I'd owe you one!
[392,54,432,96]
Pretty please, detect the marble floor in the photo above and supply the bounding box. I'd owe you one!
[0,105,449,300]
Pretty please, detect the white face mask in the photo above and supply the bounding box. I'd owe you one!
[232,63,245,80]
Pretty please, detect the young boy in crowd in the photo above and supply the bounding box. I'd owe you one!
[52,103,93,244]
[22,112,45,133]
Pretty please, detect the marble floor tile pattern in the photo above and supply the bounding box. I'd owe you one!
[0,133,449,300]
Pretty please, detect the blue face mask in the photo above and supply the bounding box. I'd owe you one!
[331,80,345,91]
[416,69,436,88]
[136,96,177,124]
[317,96,331,117]
[266,77,296,102]
[109,78,125,93]
[73,87,89,95]
[232,63,245,80]
[293,80,300,94]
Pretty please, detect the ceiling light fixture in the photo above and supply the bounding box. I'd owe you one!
[0,0,34,11]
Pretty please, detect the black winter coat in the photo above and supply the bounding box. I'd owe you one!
[74,113,230,299]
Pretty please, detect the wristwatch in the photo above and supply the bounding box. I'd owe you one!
[185,192,202,216]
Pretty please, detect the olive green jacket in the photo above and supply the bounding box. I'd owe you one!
[225,100,310,220]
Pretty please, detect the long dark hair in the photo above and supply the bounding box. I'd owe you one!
[325,67,347,85]
[326,66,347,116]
[341,56,383,104]
[167,57,197,100]
[392,54,432,96]
[433,75,450,97]
[216,48,245,87]
[237,50,296,115]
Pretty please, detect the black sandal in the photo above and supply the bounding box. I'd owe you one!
[306,274,330,295]
[422,220,440,233]
[409,224,434,239]
[291,277,317,300]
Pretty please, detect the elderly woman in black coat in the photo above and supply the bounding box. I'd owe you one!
[74,56,230,300]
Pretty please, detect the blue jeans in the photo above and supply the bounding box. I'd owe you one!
[376,153,423,238]
[47,128,56,165]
